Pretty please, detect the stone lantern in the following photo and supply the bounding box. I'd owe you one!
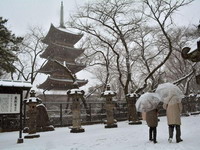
[24,90,41,138]
[126,92,142,125]
[101,84,117,128]
[67,88,85,133]
[196,91,200,111]
[182,95,189,116]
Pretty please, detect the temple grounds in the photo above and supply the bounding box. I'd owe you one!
[0,115,200,150]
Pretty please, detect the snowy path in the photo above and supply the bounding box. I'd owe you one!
[0,115,200,150]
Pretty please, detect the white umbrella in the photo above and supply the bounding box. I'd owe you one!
[155,82,184,104]
[136,92,161,112]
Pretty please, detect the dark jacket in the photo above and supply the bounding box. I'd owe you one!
[146,109,158,127]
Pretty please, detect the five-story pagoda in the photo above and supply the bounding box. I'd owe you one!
[38,2,88,92]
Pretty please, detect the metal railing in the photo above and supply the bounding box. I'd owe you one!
[1,96,200,131]
[43,101,128,127]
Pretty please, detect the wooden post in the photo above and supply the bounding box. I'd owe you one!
[17,92,23,143]
[89,103,92,122]
[23,101,26,128]
[60,104,63,126]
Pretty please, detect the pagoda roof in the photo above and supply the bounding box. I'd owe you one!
[40,43,84,60]
[37,76,88,91]
[39,60,86,74]
[42,24,83,46]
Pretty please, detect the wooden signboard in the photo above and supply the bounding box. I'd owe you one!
[0,94,20,114]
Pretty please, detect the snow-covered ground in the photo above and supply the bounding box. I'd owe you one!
[1,115,200,150]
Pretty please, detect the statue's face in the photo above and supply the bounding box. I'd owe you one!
[29,103,36,111]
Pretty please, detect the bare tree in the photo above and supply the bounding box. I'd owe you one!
[68,0,144,96]
[79,37,115,89]
[11,26,46,86]
[164,26,200,94]
[135,0,193,93]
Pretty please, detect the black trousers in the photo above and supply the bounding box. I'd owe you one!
[149,127,157,142]
[168,125,181,140]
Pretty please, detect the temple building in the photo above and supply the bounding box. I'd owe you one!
[38,2,88,92]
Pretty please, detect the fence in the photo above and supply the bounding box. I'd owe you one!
[1,96,200,131]
[43,101,128,127]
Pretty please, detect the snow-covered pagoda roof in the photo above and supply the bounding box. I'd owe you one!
[42,24,83,46]
[40,43,84,61]
[39,60,86,75]
[37,77,88,91]
[0,79,32,89]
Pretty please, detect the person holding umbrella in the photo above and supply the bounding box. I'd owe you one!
[146,108,159,143]
[136,92,161,144]
[156,83,184,143]
[163,98,183,143]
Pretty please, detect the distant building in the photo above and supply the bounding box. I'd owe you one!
[38,2,88,95]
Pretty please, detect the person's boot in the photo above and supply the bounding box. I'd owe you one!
[149,127,153,141]
[177,139,183,143]
[168,125,174,143]
[153,127,157,144]
[176,125,183,143]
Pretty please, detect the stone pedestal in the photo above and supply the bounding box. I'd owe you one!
[70,100,85,133]
[104,102,117,128]
[24,108,40,138]
[17,138,24,144]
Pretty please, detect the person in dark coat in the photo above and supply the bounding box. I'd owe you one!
[146,109,158,143]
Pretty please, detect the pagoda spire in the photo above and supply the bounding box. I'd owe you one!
[59,1,65,28]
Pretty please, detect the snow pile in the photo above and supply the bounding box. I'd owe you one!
[187,37,200,54]
[196,94,200,98]
[0,80,32,88]
[101,90,116,96]
[25,97,42,103]
[67,88,85,95]
[1,115,200,150]
[126,93,139,98]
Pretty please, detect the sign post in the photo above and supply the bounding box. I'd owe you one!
[0,80,32,144]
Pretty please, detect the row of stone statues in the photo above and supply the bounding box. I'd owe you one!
[24,85,142,138]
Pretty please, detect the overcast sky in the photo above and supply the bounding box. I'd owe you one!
[0,0,199,92]
[0,0,91,36]
[0,0,200,36]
